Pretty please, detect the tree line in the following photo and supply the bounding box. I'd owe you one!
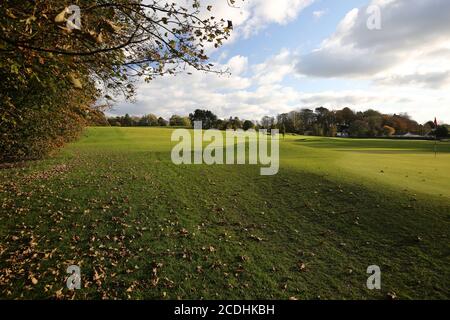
[95,108,449,138]
[272,107,448,138]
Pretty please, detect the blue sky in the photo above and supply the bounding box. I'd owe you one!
[212,0,368,61]
[112,0,450,124]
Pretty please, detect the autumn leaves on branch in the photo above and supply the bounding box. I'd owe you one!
[0,1,232,162]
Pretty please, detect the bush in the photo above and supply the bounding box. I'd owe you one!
[243,120,255,131]
[0,65,97,162]
[435,126,448,138]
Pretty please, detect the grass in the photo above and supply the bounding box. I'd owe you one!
[0,127,449,300]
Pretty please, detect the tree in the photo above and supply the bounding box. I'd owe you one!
[349,120,370,137]
[277,113,295,133]
[315,107,337,136]
[189,109,218,129]
[87,108,109,126]
[364,109,383,136]
[336,107,356,126]
[260,116,275,130]
[228,117,243,130]
[139,114,158,126]
[1,1,232,162]
[288,111,303,133]
[169,115,191,127]
[435,126,449,138]
[1,1,231,99]
[215,119,226,130]
[424,120,437,130]
[122,114,133,127]
[157,117,168,127]
[299,109,316,133]
[181,117,192,128]
[329,124,338,137]
[243,120,255,131]
[169,115,183,126]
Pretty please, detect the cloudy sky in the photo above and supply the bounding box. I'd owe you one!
[110,0,450,124]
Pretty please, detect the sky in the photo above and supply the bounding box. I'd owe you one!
[109,0,450,124]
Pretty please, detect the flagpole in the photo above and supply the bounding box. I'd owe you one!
[434,117,438,158]
[434,133,437,158]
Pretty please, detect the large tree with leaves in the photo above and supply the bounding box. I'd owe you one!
[0,0,233,161]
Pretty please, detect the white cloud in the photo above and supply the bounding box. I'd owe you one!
[226,55,248,75]
[111,51,298,121]
[190,0,314,42]
[296,0,450,82]
[252,48,297,85]
[375,71,450,89]
[239,0,315,37]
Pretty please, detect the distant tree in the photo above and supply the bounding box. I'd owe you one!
[107,118,118,126]
[391,115,408,134]
[123,114,133,127]
[131,116,140,126]
[228,117,243,130]
[315,107,338,136]
[157,117,168,127]
[299,109,316,133]
[215,119,225,130]
[139,114,158,126]
[260,116,275,130]
[349,120,370,137]
[189,109,218,129]
[181,117,192,127]
[277,113,295,133]
[243,120,255,131]
[329,124,338,137]
[289,111,303,133]
[336,107,356,126]
[424,120,437,130]
[169,115,184,126]
[364,109,383,136]
[312,123,324,136]
[435,126,449,138]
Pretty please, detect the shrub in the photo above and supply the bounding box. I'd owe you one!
[435,126,448,138]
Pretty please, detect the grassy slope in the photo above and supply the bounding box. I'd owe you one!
[0,127,449,300]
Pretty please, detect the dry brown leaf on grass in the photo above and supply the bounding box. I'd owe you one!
[249,234,264,242]
[298,262,307,272]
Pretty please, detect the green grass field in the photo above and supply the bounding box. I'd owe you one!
[1,127,449,299]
